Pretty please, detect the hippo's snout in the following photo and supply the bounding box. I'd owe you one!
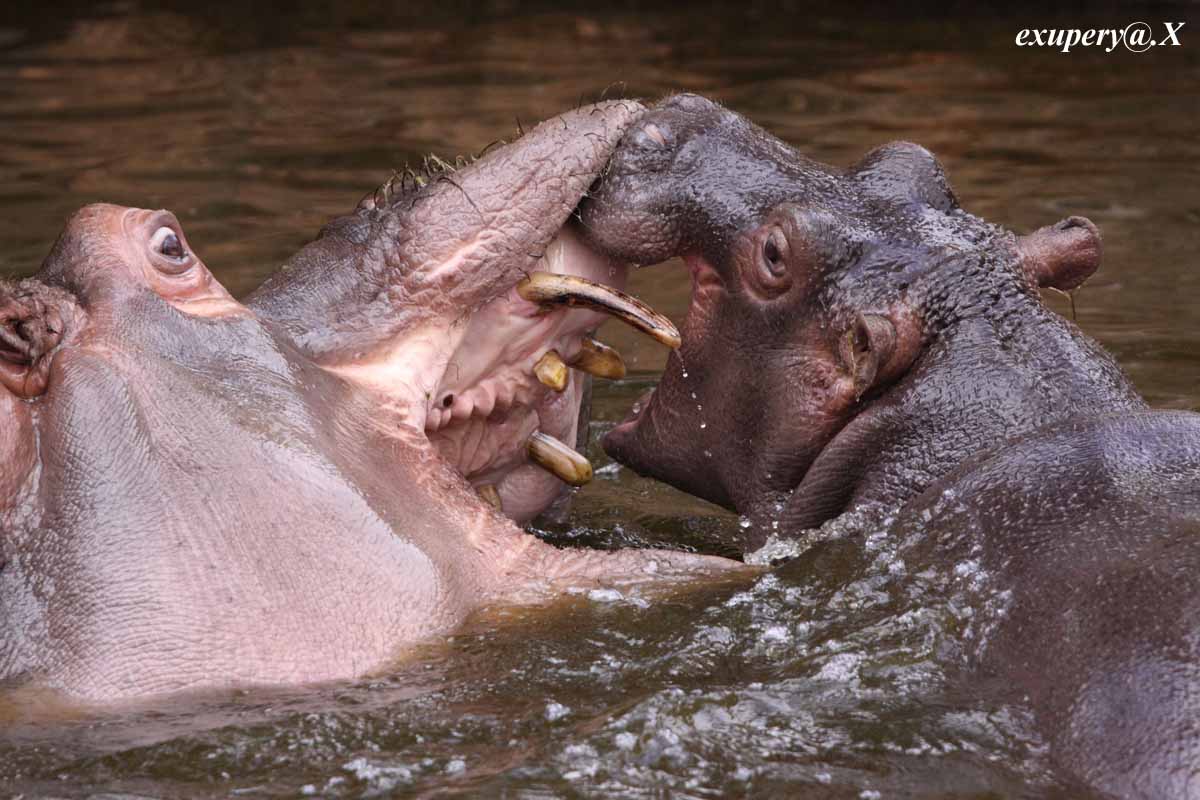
[576,100,709,266]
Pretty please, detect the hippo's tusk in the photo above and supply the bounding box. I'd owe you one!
[533,349,569,392]
[570,336,626,380]
[478,484,503,512]
[527,431,593,486]
[516,272,681,349]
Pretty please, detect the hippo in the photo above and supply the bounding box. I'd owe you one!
[579,94,1200,798]
[0,101,744,706]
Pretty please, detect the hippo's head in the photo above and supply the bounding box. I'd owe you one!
[1,102,657,530]
[580,95,1110,531]
[0,102,735,702]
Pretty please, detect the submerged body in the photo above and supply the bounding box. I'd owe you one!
[899,412,1200,799]
[581,94,1200,798]
[0,102,742,705]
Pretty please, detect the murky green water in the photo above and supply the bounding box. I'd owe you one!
[1,2,1197,797]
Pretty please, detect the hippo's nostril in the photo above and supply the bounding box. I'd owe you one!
[643,124,668,147]
[631,121,673,151]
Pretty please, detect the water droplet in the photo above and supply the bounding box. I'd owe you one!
[545,702,571,721]
[761,625,790,643]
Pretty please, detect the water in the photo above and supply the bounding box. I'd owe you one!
[1,2,1197,797]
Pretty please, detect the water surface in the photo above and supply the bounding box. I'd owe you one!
[1,2,1197,797]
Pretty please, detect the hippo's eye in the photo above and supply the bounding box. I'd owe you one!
[150,226,187,261]
[761,228,789,279]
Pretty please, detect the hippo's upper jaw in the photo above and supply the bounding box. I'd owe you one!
[579,94,1134,536]
[246,100,676,524]
[0,102,745,705]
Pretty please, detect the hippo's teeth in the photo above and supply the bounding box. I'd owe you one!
[527,431,593,487]
[570,337,627,380]
[533,349,569,392]
[473,384,497,418]
[478,484,503,512]
[516,272,681,349]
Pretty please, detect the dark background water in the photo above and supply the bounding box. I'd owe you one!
[1,2,1197,797]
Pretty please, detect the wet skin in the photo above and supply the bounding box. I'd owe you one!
[0,102,745,706]
[581,94,1200,799]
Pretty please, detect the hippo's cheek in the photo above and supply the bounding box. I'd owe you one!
[169,292,250,319]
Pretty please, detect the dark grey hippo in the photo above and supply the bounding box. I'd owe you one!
[0,101,744,707]
[579,94,1200,799]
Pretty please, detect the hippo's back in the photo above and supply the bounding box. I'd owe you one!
[902,410,1200,799]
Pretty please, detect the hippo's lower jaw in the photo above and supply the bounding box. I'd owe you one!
[603,251,745,510]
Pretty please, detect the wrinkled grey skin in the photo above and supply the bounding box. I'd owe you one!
[580,94,1200,799]
[0,102,742,706]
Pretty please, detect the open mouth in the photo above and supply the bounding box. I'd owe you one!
[295,100,673,527]
[605,252,723,443]
[410,226,681,524]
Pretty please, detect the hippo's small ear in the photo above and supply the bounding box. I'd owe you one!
[839,310,922,401]
[0,282,78,399]
[853,141,958,212]
[1017,216,1101,292]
